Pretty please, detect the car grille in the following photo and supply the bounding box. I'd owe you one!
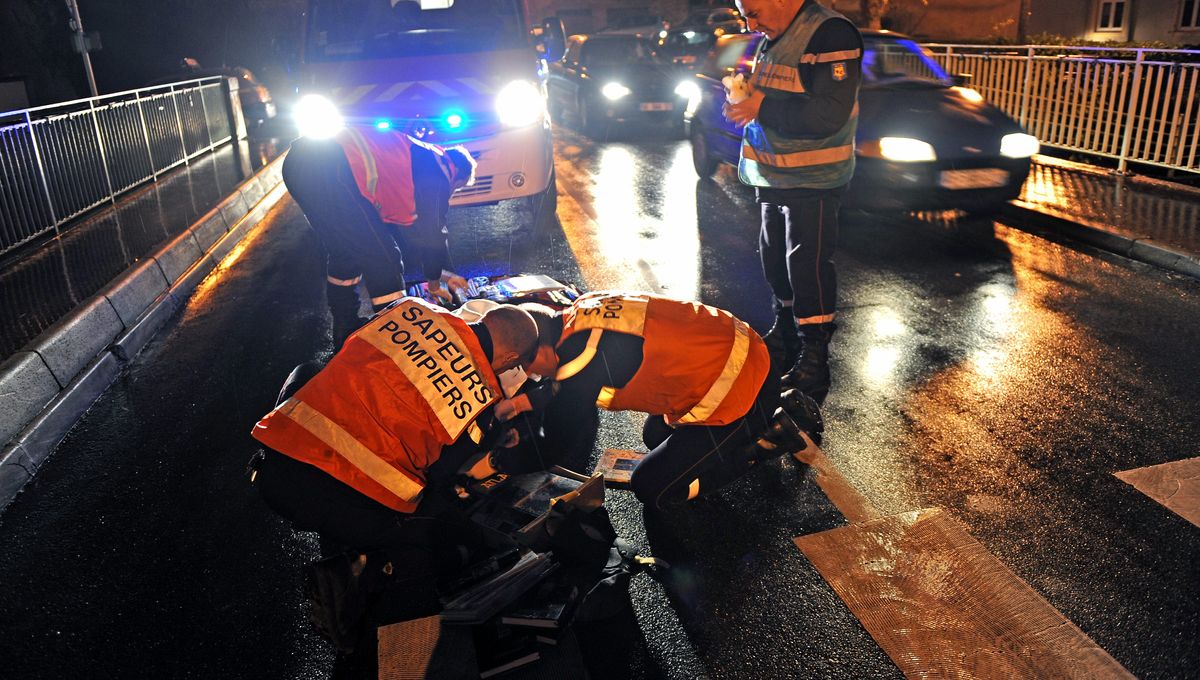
[454,175,494,199]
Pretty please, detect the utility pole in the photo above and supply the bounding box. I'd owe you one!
[65,0,99,97]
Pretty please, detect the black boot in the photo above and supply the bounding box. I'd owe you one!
[737,389,823,463]
[782,328,831,403]
[326,282,362,347]
[762,305,801,372]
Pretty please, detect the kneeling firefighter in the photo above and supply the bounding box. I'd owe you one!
[248,299,539,651]
[499,292,824,510]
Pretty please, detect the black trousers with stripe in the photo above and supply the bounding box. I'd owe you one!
[757,185,844,334]
[630,365,781,510]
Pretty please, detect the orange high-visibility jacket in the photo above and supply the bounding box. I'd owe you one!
[555,292,770,426]
[252,298,501,512]
[334,127,418,226]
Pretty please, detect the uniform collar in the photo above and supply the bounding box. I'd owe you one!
[469,322,494,362]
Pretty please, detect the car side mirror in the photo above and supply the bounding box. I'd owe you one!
[540,17,566,62]
[952,72,972,87]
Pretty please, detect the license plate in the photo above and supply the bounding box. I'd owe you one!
[639,102,672,111]
[939,168,1009,189]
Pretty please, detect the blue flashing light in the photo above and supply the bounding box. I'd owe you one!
[374,119,391,130]
[444,112,465,129]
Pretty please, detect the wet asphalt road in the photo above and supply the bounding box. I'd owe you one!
[0,123,1197,679]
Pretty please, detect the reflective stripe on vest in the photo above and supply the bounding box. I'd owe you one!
[800,48,863,64]
[278,398,426,502]
[754,63,805,93]
[673,317,752,425]
[555,328,603,381]
[356,299,497,442]
[341,128,380,195]
[742,143,854,169]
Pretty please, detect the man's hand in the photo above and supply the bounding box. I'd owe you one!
[427,278,453,304]
[495,394,533,422]
[722,88,765,126]
[441,270,469,297]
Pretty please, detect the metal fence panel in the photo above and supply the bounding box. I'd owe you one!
[924,44,1200,175]
[0,77,237,257]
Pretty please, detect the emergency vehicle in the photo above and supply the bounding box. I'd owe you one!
[294,0,566,229]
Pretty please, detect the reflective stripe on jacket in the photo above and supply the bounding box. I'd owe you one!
[334,127,418,226]
[739,2,860,189]
[556,292,770,427]
[252,298,500,512]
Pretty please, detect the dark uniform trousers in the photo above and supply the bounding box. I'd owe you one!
[758,185,843,336]
[633,365,781,510]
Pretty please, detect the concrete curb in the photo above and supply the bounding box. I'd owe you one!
[0,153,289,512]
[1001,202,1200,281]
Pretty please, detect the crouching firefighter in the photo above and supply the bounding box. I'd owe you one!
[500,292,823,511]
[248,299,538,651]
[282,126,477,346]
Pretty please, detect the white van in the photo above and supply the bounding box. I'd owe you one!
[294,0,565,229]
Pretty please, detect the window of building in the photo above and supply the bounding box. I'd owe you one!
[1096,0,1127,31]
[1182,0,1200,29]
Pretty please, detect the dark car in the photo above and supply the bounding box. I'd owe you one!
[683,31,1038,213]
[548,33,690,136]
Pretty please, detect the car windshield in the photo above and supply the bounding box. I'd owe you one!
[862,38,951,86]
[306,0,526,61]
[584,38,659,67]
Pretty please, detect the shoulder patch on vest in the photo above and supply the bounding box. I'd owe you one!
[832,62,847,81]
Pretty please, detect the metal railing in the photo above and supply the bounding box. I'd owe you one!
[919,44,1200,175]
[0,77,234,256]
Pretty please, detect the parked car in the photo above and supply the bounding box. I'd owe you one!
[147,60,277,128]
[677,6,746,35]
[548,33,689,136]
[683,31,1039,213]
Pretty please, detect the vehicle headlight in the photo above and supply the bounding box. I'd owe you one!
[879,137,937,162]
[674,80,701,101]
[294,94,344,139]
[495,80,545,127]
[952,86,984,103]
[1000,133,1039,158]
[602,82,632,100]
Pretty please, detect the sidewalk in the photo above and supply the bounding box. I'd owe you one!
[1007,155,1200,279]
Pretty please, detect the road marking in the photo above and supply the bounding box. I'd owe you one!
[1114,456,1200,528]
[792,438,879,524]
[795,508,1135,679]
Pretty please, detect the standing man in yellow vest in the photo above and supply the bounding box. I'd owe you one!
[249,300,538,646]
[725,0,863,403]
[496,293,823,511]
[283,127,478,345]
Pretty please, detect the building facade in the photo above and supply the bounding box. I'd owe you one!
[825,0,1200,45]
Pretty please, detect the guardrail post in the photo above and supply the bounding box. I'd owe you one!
[24,110,59,231]
[1019,45,1034,128]
[1117,49,1145,174]
[135,90,159,179]
[170,84,190,165]
[88,99,117,203]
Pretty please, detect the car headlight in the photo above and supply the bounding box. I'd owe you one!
[495,80,545,127]
[294,94,344,139]
[952,86,984,103]
[878,137,937,162]
[674,80,701,101]
[602,82,632,100]
[1001,133,1039,158]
